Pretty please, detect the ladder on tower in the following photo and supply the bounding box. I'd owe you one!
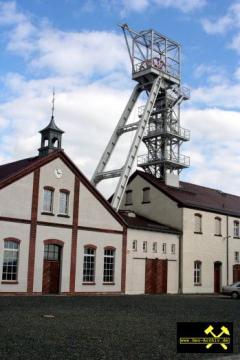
[91,76,163,210]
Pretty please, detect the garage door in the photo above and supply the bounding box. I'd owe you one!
[145,259,168,294]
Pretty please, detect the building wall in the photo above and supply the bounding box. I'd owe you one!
[38,158,75,225]
[125,228,179,294]
[0,222,30,292]
[0,173,33,219]
[79,184,122,231]
[120,175,183,230]
[227,216,240,284]
[75,230,122,293]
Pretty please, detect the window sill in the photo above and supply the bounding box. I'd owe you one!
[214,234,222,237]
[82,282,96,285]
[194,283,202,286]
[125,203,133,206]
[57,214,70,218]
[41,212,55,216]
[103,282,115,285]
[142,201,151,204]
[194,232,203,234]
[1,281,18,285]
[233,236,240,239]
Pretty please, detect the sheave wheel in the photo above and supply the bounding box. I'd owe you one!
[231,292,239,299]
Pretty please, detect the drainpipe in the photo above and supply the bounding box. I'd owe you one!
[226,215,229,285]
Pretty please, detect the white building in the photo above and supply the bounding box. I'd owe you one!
[120,170,240,294]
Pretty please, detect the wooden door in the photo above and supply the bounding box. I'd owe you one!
[42,244,61,294]
[145,259,167,294]
[233,264,240,283]
[214,262,222,293]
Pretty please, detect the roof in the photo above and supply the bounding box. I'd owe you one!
[119,210,180,234]
[0,156,40,183]
[39,116,64,133]
[0,150,126,227]
[129,170,240,218]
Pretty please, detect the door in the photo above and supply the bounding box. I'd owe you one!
[145,259,168,294]
[214,261,222,293]
[233,264,240,282]
[42,244,61,294]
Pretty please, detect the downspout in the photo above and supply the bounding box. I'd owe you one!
[226,215,229,285]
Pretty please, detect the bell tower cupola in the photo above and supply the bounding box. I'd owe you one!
[38,91,64,157]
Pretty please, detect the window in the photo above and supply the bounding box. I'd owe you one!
[103,248,115,283]
[215,217,222,236]
[143,241,147,252]
[59,190,69,215]
[194,261,201,285]
[2,240,19,281]
[234,251,239,263]
[142,187,150,203]
[43,187,54,213]
[162,243,166,254]
[152,242,157,253]
[44,244,61,261]
[234,221,240,238]
[125,190,133,205]
[171,244,176,254]
[132,240,137,251]
[194,214,202,233]
[83,247,96,283]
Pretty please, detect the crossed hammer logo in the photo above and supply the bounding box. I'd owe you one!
[204,325,230,350]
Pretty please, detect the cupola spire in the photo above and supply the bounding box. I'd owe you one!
[38,90,64,157]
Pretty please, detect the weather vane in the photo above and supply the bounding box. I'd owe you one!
[51,88,55,118]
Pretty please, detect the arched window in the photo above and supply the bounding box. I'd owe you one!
[2,239,20,282]
[194,213,202,233]
[59,190,70,215]
[83,245,96,283]
[215,217,222,236]
[234,221,240,238]
[103,247,115,283]
[194,260,201,285]
[43,186,54,213]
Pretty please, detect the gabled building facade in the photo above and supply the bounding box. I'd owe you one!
[120,170,240,294]
[0,115,127,295]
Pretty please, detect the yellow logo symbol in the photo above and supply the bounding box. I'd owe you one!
[204,325,230,350]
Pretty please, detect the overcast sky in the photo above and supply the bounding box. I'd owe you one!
[0,0,239,198]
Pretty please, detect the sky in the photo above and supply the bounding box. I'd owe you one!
[0,0,240,198]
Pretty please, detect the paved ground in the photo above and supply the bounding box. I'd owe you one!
[0,294,239,360]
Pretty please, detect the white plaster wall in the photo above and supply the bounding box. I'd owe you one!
[125,228,179,294]
[0,222,30,292]
[38,158,75,225]
[33,225,72,293]
[79,183,122,231]
[120,175,183,230]
[0,173,33,219]
[182,208,227,293]
[75,230,122,292]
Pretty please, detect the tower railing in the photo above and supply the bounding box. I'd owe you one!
[137,152,190,167]
[143,124,190,141]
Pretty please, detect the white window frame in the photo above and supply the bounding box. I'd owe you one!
[162,243,166,254]
[234,251,239,263]
[152,242,157,253]
[234,221,240,238]
[143,241,147,252]
[43,188,54,213]
[132,240,137,251]
[2,240,19,282]
[103,248,115,283]
[171,244,176,254]
[194,261,201,285]
[194,213,202,233]
[59,190,69,215]
[83,247,96,283]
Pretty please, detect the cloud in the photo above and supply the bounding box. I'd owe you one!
[154,0,206,12]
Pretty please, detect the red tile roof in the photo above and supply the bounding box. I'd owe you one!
[119,210,180,234]
[131,170,240,217]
